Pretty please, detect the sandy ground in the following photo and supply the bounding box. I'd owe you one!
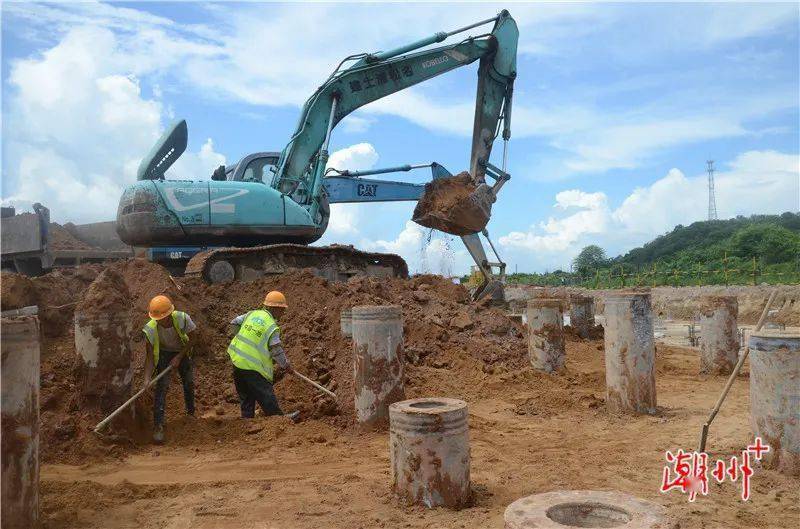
[39,340,798,529]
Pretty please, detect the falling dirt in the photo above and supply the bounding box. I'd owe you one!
[412,172,491,235]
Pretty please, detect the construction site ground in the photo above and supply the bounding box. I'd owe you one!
[1,262,797,529]
[39,342,800,529]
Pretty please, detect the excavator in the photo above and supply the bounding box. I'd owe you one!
[116,10,517,300]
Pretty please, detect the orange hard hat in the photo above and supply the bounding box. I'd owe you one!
[264,291,288,308]
[148,295,174,320]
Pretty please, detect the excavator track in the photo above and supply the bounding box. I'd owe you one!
[185,244,408,284]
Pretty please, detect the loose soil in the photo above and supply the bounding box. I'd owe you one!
[47,223,96,251]
[412,172,490,236]
[2,260,796,528]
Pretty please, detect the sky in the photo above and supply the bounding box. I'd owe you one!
[2,1,798,275]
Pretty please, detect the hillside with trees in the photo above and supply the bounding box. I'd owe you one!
[507,212,800,287]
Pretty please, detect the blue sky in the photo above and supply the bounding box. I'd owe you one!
[2,1,798,274]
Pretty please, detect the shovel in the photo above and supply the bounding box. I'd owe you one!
[290,369,336,399]
[93,365,173,433]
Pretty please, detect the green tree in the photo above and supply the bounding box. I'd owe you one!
[572,245,607,276]
[730,224,800,264]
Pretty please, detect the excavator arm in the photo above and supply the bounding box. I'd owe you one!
[274,10,518,223]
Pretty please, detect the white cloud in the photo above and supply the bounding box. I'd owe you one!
[169,138,227,180]
[500,150,800,270]
[2,26,224,224]
[501,190,610,253]
[327,143,379,172]
[340,114,375,134]
[701,4,799,45]
[321,143,380,236]
[563,117,747,173]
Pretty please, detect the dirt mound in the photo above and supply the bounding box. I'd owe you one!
[75,268,131,317]
[29,259,529,464]
[183,270,527,426]
[1,271,37,310]
[412,172,491,235]
[48,222,95,250]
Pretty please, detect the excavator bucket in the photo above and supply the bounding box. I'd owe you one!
[411,172,494,236]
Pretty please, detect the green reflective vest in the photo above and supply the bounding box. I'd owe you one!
[142,311,190,366]
[228,309,279,382]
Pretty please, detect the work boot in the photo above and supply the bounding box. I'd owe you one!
[285,411,301,424]
[153,424,165,444]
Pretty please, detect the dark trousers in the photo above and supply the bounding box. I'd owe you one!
[154,350,195,426]
[232,367,283,418]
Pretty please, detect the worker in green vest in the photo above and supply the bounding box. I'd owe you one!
[142,294,196,444]
[228,290,298,421]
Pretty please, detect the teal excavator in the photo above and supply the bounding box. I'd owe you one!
[117,11,517,299]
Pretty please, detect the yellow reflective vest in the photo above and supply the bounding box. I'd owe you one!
[227,309,279,382]
[142,311,190,366]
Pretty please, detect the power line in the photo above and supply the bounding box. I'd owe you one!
[707,160,718,221]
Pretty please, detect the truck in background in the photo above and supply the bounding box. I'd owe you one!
[1,204,134,275]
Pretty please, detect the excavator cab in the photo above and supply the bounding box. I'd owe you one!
[232,154,280,183]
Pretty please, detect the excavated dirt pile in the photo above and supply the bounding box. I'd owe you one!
[1,271,37,310]
[74,268,130,317]
[8,259,529,464]
[47,223,96,251]
[412,172,491,235]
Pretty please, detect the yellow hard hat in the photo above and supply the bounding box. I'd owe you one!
[264,291,288,308]
[148,295,174,320]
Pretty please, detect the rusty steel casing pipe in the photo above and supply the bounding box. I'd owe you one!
[603,291,657,414]
[749,331,800,476]
[569,294,595,339]
[1,316,41,529]
[699,295,739,375]
[525,298,565,373]
[389,397,471,509]
[352,305,405,429]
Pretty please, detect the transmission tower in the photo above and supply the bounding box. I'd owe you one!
[707,160,718,221]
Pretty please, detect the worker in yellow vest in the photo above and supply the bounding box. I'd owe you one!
[228,290,297,420]
[142,295,196,443]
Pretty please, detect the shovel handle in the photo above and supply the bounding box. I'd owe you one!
[93,365,174,433]
[291,370,336,399]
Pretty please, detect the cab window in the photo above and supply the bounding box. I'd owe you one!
[241,157,275,183]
